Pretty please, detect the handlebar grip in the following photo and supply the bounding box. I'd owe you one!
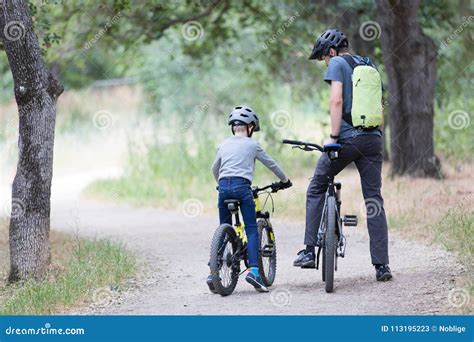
[282,139,304,145]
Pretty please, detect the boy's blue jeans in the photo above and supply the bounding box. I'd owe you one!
[218,177,258,268]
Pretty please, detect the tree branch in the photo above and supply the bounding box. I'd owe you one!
[159,0,226,32]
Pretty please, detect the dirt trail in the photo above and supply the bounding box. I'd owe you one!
[48,172,466,315]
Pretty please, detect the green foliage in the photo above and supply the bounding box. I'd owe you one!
[434,99,474,162]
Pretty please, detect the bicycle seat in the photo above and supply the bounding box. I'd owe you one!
[224,199,240,212]
[323,143,341,152]
[224,199,240,205]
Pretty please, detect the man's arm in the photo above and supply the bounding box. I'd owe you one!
[329,80,343,139]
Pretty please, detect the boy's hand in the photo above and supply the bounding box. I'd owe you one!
[279,179,293,189]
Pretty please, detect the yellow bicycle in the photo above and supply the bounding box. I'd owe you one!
[209,182,290,296]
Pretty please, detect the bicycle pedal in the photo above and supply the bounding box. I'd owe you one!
[343,215,358,227]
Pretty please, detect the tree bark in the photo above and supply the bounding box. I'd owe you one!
[375,0,441,177]
[0,0,63,281]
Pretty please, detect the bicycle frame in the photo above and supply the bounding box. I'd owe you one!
[231,190,272,245]
[316,160,343,246]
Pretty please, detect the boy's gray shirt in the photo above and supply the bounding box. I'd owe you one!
[212,136,287,183]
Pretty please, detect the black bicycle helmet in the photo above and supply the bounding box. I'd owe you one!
[309,28,348,60]
[228,105,260,132]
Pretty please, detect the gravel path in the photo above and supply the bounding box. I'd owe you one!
[50,186,467,315]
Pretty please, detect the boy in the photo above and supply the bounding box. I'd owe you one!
[209,105,291,292]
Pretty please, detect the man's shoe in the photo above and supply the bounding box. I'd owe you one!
[293,250,316,268]
[245,272,269,292]
[207,275,217,293]
[375,264,393,281]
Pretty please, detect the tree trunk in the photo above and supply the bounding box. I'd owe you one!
[375,0,441,177]
[0,0,63,281]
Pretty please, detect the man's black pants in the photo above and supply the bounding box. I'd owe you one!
[305,134,389,265]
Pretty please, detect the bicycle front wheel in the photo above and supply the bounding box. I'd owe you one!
[324,196,337,293]
[209,224,240,296]
[258,219,277,286]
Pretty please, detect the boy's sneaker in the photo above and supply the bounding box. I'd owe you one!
[245,272,269,292]
[293,250,316,268]
[375,264,393,281]
[207,275,217,293]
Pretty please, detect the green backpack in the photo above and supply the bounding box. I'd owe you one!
[342,55,383,128]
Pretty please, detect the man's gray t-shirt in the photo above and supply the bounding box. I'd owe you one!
[324,54,382,141]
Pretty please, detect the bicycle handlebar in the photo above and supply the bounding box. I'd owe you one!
[216,181,291,194]
[282,139,324,152]
[253,181,291,194]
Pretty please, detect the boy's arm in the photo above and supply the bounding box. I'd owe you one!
[211,149,221,182]
[256,144,288,182]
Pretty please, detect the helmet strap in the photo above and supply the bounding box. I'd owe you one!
[248,124,255,137]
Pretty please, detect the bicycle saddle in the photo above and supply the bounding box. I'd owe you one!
[323,143,341,152]
[224,199,240,212]
[224,199,240,205]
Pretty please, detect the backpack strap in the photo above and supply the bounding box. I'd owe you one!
[341,55,359,126]
[342,55,358,69]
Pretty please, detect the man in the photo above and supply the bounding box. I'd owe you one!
[293,28,392,281]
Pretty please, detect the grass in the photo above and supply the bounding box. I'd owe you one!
[433,202,474,307]
[0,223,135,315]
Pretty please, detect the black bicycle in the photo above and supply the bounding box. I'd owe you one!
[283,139,358,293]
[209,182,290,296]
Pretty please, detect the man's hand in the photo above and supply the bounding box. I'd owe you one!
[324,137,338,145]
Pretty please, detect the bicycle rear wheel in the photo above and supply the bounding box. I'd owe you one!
[324,196,337,293]
[322,246,326,282]
[258,219,277,286]
[209,224,240,296]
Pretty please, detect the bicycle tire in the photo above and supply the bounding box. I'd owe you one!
[258,219,277,286]
[209,224,240,296]
[324,196,337,293]
[322,246,326,282]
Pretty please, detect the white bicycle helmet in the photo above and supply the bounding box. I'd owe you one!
[228,105,260,132]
